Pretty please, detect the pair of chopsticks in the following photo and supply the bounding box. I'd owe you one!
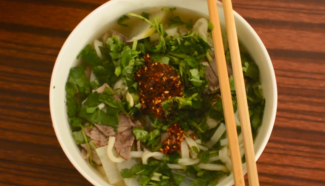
[207,0,259,186]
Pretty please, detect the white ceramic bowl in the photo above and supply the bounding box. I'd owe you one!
[50,0,277,185]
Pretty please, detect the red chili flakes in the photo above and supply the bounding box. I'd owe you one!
[134,54,184,118]
[159,123,184,154]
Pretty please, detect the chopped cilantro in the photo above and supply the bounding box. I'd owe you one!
[162,7,176,12]
[168,16,185,27]
[72,130,90,145]
[117,15,130,27]
[186,19,194,29]
[77,44,102,66]
[133,127,149,143]
[79,106,119,127]
[198,150,210,163]
[141,12,150,19]
[99,88,127,114]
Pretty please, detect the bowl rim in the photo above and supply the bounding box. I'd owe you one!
[50,0,277,185]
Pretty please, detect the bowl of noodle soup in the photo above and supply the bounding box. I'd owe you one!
[50,0,277,185]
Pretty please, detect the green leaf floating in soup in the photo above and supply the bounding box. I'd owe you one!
[65,7,265,186]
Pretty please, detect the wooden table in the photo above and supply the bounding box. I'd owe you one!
[0,0,324,185]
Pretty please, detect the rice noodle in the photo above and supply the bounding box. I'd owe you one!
[198,144,208,151]
[96,146,124,185]
[193,18,208,42]
[206,123,226,148]
[107,136,125,163]
[218,146,228,163]
[197,163,228,172]
[142,150,164,164]
[150,27,178,42]
[178,158,200,166]
[208,156,220,163]
[220,138,228,146]
[206,117,218,129]
[219,147,232,171]
[130,151,143,158]
[113,78,128,97]
[220,133,243,147]
[181,140,189,158]
[184,135,199,159]
[98,103,105,110]
[167,164,185,169]
[94,40,103,59]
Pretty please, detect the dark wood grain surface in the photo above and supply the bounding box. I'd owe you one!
[0,0,324,185]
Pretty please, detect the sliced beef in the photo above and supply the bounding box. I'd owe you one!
[94,124,115,137]
[160,132,169,143]
[84,127,108,147]
[117,113,134,132]
[113,113,135,160]
[94,113,136,160]
[137,140,141,151]
[205,63,220,94]
[205,52,233,94]
[102,30,128,43]
[114,128,135,160]
[111,30,127,42]
[81,148,88,160]
[133,120,142,128]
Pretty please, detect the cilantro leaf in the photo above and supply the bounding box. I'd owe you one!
[83,92,100,107]
[133,127,148,143]
[67,65,92,97]
[72,130,90,145]
[148,129,160,141]
[244,61,259,80]
[99,88,127,114]
[198,150,210,163]
[192,146,199,155]
[138,175,151,185]
[68,117,82,131]
[173,173,185,185]
[77,44,102,66]
[162,7,176,12]
[117,15,129,27]
[162,93,199,115]
[168,16,185,27]
[186,19,194,29]
[86,106,98,114]
[79,106,119,127]
[66,96,80,117]
[121,160,177,186]
[141,12,150,19]
[65,82,78,97]
[151,54,170,64]
[93,63,119,87]
[208,20,214,32]
[189,69,204,87]
[65,65,91,117]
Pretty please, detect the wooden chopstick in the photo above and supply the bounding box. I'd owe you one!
[222,0,260,185]
[207,0,245,185]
